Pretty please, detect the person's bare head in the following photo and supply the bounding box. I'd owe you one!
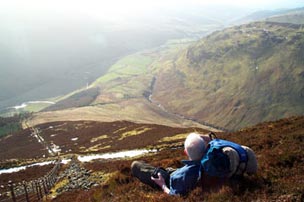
[184,133,206,161]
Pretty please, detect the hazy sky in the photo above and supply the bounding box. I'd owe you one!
[190,0,303,8]
[1,0,303,20]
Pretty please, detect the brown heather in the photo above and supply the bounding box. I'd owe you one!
[43,116,304,202]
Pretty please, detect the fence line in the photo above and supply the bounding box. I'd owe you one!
[24,121,57,157]
[0,159,61,202]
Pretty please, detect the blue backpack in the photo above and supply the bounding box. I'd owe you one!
[201,133,248,177]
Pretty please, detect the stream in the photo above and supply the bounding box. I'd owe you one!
[12,101,55,109]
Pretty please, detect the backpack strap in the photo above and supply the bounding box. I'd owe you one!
[208,132,217,140]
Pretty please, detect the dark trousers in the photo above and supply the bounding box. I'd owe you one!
[131,161,171,189]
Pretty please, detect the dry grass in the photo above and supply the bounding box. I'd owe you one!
[25,98,210,130]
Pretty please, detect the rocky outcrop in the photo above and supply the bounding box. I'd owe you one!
[56,160,99,194]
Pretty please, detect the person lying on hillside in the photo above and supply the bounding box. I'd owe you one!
[131,132,258,196]
[131,133,208,195]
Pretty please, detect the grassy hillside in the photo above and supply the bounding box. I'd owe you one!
[152,21,304,130]
[27,39,217,130]
[30,21,304,131]
[47,116,304,202]
[2,2,240,110]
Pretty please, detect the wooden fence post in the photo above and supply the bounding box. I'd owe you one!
[23,181,30,202]
[31,181,35,196]
[45,176,51,190]
[50,176,54,186]
[1,159,61,202]
[0,184,6,200]
[35,180,41,200]
[42,178,48,195]
[8,181,16,202]
[37,180,43,199]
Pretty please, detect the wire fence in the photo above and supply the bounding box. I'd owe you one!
[0,159,61,202]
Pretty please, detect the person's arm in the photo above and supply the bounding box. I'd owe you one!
[151,173,170,194]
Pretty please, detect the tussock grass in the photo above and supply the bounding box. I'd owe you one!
[119,127,152,140]
[90,135,108,143]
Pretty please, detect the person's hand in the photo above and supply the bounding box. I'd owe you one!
[151,172,170,194]
[151,172,165,187]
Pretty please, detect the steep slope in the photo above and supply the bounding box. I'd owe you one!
[152,21,304,130]
[50,116,304,202]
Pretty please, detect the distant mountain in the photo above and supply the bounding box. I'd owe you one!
[236,7,304,24]
[266,7,304,24]
[28,20,304,131]
[152,21,304,130]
